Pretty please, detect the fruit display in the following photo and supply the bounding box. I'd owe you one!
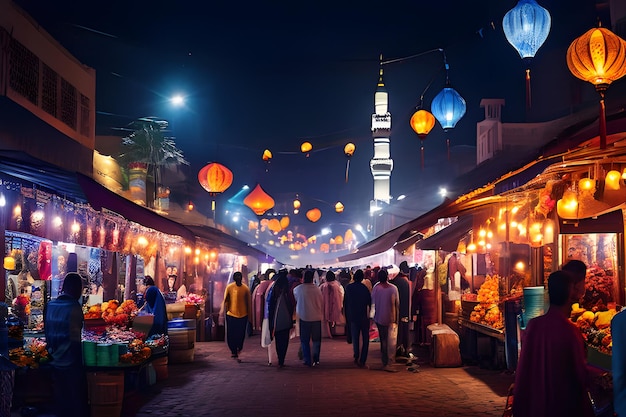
[570,303,619,355]
[469,274,504,330]
[85,299,139,327]
[9,338,49,369]
[120,338,152,364]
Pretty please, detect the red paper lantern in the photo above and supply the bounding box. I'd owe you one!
[198,163,233,195]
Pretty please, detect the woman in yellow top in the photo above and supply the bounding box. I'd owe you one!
[221,271,251,361]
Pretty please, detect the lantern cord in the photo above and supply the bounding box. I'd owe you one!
[526,69,532,110]
[446,138,450,161]
[380,48,444,66]
[420,142,425,171]
[345,159,350,183]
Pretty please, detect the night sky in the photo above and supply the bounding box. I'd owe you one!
[12,0,608,264]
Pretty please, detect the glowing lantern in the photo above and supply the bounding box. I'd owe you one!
[262,149,272,173]
[268,218,282,233]
[301,141,313,157]
[344,229,354,243]
[243,184,275,216]
[605,170,622,190]
[503,0,552,109]
[293,197,301,214]
[431,85,466,159]
[344,142,355,182]
[556,189,579,219]
[567,27,626,149]
[410,109,436,170]
[320,243,330,253]
[4,256,16,270]
[198,162,233,195]
[280,216,290,229]
[334,235,344,245]
[335,202,344,213]
[579,178,595,192]
[248,221,258,231]
[306,208,321,223]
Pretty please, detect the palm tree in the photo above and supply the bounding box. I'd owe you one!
[117,116,189,207]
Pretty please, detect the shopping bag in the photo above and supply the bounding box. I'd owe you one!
[261,318,272,347]
[388,323,398,364]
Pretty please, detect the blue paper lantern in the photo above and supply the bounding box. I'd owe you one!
[503,0,551,60]
[431,87,466,130]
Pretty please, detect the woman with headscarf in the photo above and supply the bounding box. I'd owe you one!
[267,270,295,368]
[320,270,345,338]
[142,276,168,336]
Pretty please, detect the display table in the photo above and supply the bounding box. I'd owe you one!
[458,317,506,369]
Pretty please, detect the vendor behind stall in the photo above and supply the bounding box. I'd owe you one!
[142,276,168,336]
[44,272,88,417]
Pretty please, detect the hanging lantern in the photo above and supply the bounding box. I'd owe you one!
[335,202,344,213]
[279,216,290,229]
[344,142,355,182]
[268,218,282,233]
[198,162,233,195]
[410,109,436,170]
[503,0,551,109]
[301,141,313,157]
[334,235,344,245]
[556,188,579,219]
[262,149,272,173]
[320,243,330,253]
[605,170,622,190]
[187,201,194,211]
[567,27,626,149]
[344,229,354,243]
[243,184,275,216]
[293,197,301,214]
[431,85,466,160]
[306,208,321,223]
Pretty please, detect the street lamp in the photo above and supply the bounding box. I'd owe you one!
[566,26,626,149]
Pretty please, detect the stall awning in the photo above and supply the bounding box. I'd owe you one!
[337,199,458,263]
[186,224,273,261]
[412,216,473,252]
[77,173,196,242]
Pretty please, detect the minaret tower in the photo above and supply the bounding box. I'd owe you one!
[370,56,393,205]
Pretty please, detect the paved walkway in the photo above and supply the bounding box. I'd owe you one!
[125,333,515,417]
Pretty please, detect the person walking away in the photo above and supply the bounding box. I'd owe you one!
[267,271,295,368]
[513,270,594,417]
[392,261,412,359]
[371,268,399,372]
[141,276,168,336]
[221,271,251,361]
[293,269,323,367]
[320,270,345,338]
[562,259,587,305]
[344,269,371,368]
[44,272,88,417]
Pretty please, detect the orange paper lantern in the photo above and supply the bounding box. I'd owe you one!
[306,208,321,223]
[410,109,436,138]
[262,149,273,161]
[301,141,312,157]
[198,162,233,195]
[243,184,275,216]
[268,218,281,233]
[335,202,344,213]
[280,216,290,229]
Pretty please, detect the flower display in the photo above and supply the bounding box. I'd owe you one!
[9,338,49,369]
[182,293,204,306]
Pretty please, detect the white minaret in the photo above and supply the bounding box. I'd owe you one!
[370,58,393,204]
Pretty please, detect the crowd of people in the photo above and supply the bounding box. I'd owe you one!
[220,262,426,371]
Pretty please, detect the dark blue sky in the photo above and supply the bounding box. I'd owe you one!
[13,0,608,261]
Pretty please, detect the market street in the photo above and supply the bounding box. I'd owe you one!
[125,334,515,417]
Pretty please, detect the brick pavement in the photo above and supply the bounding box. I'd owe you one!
[127,333,515,417]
